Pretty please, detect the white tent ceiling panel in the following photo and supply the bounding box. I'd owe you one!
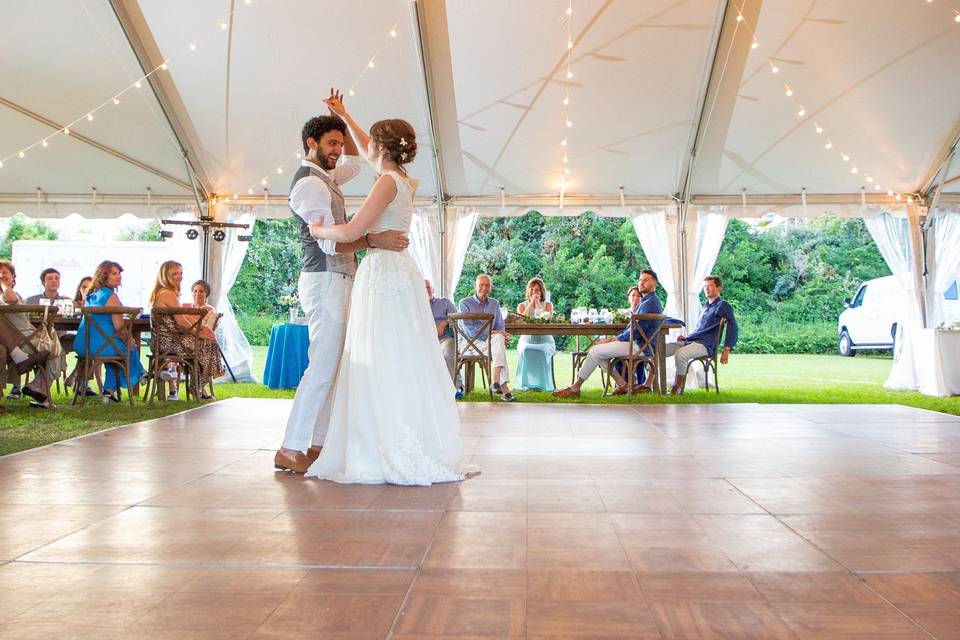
[440,0,723,198]
[692,0,960,196]
[137,0,438,199]
[0,0,192,198]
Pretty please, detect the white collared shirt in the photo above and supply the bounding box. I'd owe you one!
[288,156,362,255]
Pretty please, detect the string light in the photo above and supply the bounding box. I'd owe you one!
[41,139,48,148]
[784,85,793,97]
[797,106,805,117]
[768,61,779,74]
[815,124,823,134]
[112,97,120,105]
[825,140,833,150]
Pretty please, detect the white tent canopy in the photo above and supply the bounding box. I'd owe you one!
[2,0,959,216]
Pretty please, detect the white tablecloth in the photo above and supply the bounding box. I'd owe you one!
[916,329,960,397]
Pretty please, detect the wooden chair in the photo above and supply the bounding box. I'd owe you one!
[690,318,727,394]
[73,306,142,407]
[143,307,209,403]
[448,312,494,400]
[606,313,667,398]
[0,304,57,403]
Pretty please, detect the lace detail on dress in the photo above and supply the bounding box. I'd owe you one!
[379,422,464,485]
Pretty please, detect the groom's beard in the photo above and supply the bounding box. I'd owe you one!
[321,154,339,170]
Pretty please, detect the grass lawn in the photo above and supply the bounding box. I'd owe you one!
[2,348,957,456]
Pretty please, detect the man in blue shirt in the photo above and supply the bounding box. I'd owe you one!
[458,274,514,401]
[553,269,663,398]
[426,279,460,394]
[667,274,739,395]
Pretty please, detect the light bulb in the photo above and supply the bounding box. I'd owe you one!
[955,12,960,23]
[160,62,168,70]
[112,97,120,105]
[907,196,914,203]
[261,178,267,186]
[348,89,355,96]
[784,86,793,97]
[825,140,833,149]
[389,29,397,37]
[0,161,3,168]
[18,151,25,158]
[86,113,94,121]
[220,22,227,30]
[797,107,805,117]
[563,155,568,163]
[562,96,569,106]
[276,167,283,174]
[189,42,196,51]
[63,127,70,135]
[851,166,858,174]
[560,139,567,147]
[887,189,894,196]
[751,39,758,49]
[566,5,572,15]
[866,176,873,183]
[736,13,743,22]
[233,193,238,199]
[874,184,881,190]
[41,139,48,147]
[248,188,253,194]
[566,119,573,128]
[135,81,142,88]
[295,152,301,159]
[815,124,823,134]
[566,70,573,79]
[895,194,902,200]
[564,167,571,175]
[244,0,251,4]
[368,60,375,68]
[770,64,779,74]
[842,154,850,162]
[567,39,573,49]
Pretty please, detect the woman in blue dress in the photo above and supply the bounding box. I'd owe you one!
[75,260,144,402]
[515,277,556,391]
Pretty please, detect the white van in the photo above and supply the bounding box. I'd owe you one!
[837,275,960,356]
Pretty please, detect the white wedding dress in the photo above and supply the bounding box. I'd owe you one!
[305,171,467,485]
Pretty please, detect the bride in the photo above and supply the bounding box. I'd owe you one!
[304,96,477,485]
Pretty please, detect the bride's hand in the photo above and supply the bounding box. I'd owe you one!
[324,88,347,118]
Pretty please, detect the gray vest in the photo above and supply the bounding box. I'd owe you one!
[290,165,358,276]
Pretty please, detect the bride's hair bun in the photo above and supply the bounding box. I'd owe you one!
[370,119,417,166]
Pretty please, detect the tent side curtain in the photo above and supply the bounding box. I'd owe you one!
[210,211,257,383]
[927,204,960,328]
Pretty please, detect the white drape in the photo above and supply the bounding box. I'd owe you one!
[629,205,681,318]
[927,206,960,328]
[211,211,257,383]
[441,206,479,298]
[688,208,730,327]
[408,207,442,288]
[863,208,923,391]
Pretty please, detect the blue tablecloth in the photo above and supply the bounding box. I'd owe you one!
[263,323,309,389]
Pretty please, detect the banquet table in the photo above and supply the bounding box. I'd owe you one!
[915,328,960,397]
[505,321,682,392]
[263,322,309,389]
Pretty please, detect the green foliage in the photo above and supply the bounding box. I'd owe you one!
[115,219,162,241]
[734,321,837,354]
[230,218,302,317]
[0,213,58,259]
[237,313,283,346]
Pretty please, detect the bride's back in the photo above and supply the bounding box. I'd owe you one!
[367,171,416,235]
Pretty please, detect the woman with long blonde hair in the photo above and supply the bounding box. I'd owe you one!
[515,277,557,391]
[150,260,223,400]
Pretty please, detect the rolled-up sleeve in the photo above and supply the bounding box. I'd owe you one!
[331,155,362,186]
[289,177,337,255]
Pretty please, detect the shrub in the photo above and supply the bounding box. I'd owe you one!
[237,314,284,346]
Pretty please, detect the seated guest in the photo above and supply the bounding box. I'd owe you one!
[75,260,144,402]
[667,275,739,395]
[185,279,219,331]
[615,285,645,389]
[0,260,54,404]
[553,269,662,398]
[425,280,463,398]
[458,274,514,402]
[73,277,92,308]
[515,277,556,391]
[150,261,223,400]
[26,268,70,305]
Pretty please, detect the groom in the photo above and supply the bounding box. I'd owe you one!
[275,91,409,474]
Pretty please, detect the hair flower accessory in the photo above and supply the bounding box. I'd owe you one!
[400,152,408,160]
[399,137,408,147]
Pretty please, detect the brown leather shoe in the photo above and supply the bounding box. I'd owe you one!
[611,385,629,396]
[15,350,49,375]
[633,385,653,394]
[552,387,580,398]
[307,445,322,462]
[274,450,310,474]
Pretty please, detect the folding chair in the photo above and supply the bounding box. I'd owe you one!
[144,307,208,402]
[73,306,142,407]
[606,312,667,398]
[690,318,727,394]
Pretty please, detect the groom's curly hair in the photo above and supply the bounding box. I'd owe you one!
[301,116,347,154]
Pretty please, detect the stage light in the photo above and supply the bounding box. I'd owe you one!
[213,229,226,242]
[186,228,199,240]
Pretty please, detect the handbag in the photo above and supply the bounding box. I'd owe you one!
[32,305,63,358]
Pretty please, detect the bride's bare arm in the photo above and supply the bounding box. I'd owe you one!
[309,175,397,244]
[324,95,375,167]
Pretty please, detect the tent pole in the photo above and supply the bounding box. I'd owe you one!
[412,0,450,295]
[920,116,960,198]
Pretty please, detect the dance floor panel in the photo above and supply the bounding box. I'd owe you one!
[1,398,959,638]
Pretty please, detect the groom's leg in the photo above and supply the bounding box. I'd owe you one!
[310,276,352,447]
[280,272,349,452]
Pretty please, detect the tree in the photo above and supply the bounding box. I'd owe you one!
[0,213,58,259]
[115,219,162,241]
[231,217,302,316]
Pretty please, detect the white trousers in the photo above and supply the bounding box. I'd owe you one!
[665,341,709,375]
[460,333,509,384]
[281,271,352,451]
[577,340,635,382]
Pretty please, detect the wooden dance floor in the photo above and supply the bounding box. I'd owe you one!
[2,399,960,639]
